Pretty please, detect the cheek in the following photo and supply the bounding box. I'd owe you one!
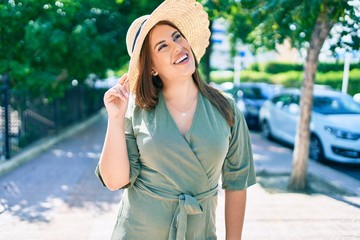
[151,54,168,69]
[183,40,193,52]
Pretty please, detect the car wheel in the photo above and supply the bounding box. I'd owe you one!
[261,120,272,140]
[309,134,325,162]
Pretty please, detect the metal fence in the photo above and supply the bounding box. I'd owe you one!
[0,78,105,160]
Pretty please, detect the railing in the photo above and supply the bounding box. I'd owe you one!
[0,77,105,160]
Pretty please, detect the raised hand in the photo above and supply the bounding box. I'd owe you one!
[103,73,130,119]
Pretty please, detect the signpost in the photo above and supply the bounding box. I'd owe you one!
[233,50,246,86]
[342,52,350,94]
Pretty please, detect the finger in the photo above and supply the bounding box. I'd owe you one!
[117,90,127,101]
[117,73,128,86]
[124,77,130,93]
[104,90,119,101]
[106,92,126,103]
[105,88,119,98]
[104,93,117,104]
[105,89,124,102]
[116,74,129,98]
[113,85,129,99]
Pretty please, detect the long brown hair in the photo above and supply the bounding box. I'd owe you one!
[135,21,234,126]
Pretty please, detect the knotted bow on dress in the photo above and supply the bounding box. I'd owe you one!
[135,181,218,240]
[169,189,218,240]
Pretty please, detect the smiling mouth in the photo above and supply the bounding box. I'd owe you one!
[174,54,188,64]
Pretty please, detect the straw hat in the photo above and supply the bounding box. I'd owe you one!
[126,0,210,92]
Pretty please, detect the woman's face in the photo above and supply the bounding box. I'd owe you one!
[148,24,196,84]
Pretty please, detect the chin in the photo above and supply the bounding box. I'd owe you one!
[184,66,196,77]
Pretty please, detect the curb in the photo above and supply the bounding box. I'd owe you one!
[308,160,360,196]
[0,109,105,177]
[255,160,360,197]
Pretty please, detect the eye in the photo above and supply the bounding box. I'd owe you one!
[173,33,182,41]
[158,44,167,51]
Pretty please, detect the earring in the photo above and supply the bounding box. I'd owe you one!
[151,70,158,76]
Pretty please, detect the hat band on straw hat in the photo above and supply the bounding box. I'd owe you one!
[131,19,148,54]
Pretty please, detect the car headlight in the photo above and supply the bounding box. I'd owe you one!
[325,126,360,140]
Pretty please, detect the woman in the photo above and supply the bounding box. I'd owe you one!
[96,0,256,239]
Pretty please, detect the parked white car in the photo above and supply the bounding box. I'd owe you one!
[259,88,360,164]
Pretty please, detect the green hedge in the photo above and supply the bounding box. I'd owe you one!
[316,69,360,95]
[253,62,303,73]
[270,71,303,87]
[210,69,360,96]
[210,70,272,84]
[250,62,360,74]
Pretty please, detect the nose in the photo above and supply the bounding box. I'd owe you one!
[173,42,183,53]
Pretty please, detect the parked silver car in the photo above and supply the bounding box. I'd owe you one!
[225,82,283,128]
[259,88,360,164]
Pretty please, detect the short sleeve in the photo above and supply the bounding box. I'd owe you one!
[221,97,256,190]
[95,97,141,189]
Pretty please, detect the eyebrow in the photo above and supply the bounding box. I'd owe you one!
[153,30,180,50]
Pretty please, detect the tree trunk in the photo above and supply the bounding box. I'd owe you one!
[288,10,335,191]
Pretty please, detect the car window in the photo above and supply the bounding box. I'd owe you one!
[313,95,360,114]
[272,94,292,109]
[241,87,267,100]
[260,86,276,99]
[281,94,300,113]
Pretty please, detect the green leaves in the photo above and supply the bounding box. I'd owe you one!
[233,0,359,54]
[0,0,128,95]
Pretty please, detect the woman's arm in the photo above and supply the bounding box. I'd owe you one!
[99,117,130,191]
[225,189,247,240]
[98,74,131,191]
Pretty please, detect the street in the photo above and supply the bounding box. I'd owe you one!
[324,161,360,181]
[249,130,360,182]
[0,116,120,240]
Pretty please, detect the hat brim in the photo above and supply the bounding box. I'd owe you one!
[127,0,210,92]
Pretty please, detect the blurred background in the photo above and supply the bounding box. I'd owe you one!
[0,0,359,239]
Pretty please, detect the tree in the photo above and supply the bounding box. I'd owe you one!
[232,0,359,190]
[0,0,126,95]
[0,0,162,96]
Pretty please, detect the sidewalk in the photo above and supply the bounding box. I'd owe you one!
[0,110,359,239]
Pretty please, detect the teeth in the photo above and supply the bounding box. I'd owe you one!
[175,54,187,64]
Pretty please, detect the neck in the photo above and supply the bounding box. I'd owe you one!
[162,78,198,102]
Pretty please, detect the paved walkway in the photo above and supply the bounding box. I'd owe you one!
[0,110,359,239]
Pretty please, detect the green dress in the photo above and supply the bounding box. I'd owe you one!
[96,91,256,240]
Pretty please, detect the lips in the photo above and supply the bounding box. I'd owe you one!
[174,54,188,64]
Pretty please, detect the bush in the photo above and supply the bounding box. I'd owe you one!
[262,62,303,74]
[317,69,360,96]
[271,71,303,87]
[210,70,233,84]
[250,61,360,74]
[318,62,360,72]
[240,71,272,83]
[210,70,272,84]
[210,69,360,96]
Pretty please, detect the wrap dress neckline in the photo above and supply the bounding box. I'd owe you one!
[159,91,200,138]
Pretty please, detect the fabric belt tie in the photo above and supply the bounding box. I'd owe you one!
[169,194,203,240]
[134,181,218,240]
[168,189,218,240]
